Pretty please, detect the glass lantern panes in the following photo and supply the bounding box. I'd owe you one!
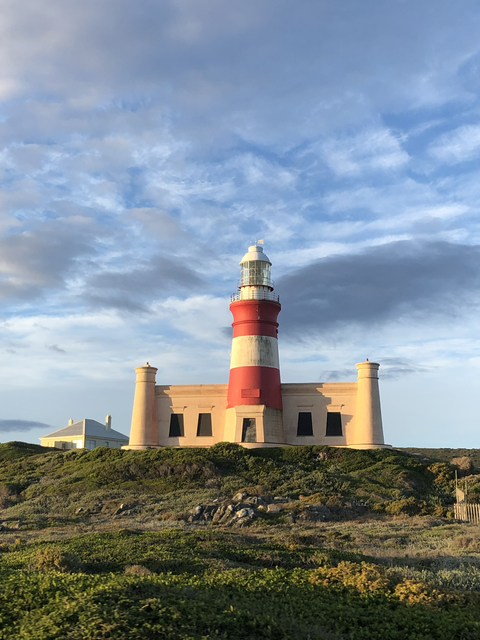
[240,261,271,287]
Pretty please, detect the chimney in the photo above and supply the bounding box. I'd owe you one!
[106,415,112,431]
[68,418,74,426]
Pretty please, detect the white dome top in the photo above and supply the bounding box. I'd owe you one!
[239,244,271,265]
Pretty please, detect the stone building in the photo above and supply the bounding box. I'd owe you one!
[125,244,388,450]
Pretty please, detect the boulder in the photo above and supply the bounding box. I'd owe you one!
[233,491,247,502]
[267,503,283,513]
[236,508,254,519]
[188,503,205,521]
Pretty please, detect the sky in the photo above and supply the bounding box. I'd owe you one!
[1,0,480,447]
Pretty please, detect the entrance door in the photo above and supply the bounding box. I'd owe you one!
[242,418,257,443]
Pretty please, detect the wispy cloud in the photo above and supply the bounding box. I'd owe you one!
[429,124,480,164]
[0,419,52,433]
[321,127,409,176]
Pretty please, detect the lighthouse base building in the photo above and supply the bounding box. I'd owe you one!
[125,245,388,451]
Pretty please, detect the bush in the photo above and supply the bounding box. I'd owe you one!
[28,547,79,573]
[385,497,422,516]
[451,457,474,477]
[124,564,152,575]
[310,561,390,593]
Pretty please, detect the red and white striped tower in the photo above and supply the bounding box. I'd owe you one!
[225,244,285,445]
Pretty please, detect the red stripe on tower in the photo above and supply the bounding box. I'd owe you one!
[227,244,282,410]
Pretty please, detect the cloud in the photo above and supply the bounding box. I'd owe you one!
[317,359,430,382]
[319,367,357,382]
[276,240,480,337]
[377,357,431,379]
[83,253,206,311]
[321,127,409,176]
[48,344,67,354]
[0,219,97,303]
[0,419,52,433]
[429,124,480,164]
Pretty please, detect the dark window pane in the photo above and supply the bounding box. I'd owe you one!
[297,412,313,436]
[242,418,257,443]
[169,414,184,437]
[326,412,342,437]
[197,413,212,437]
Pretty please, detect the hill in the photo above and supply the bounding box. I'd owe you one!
[0,442,459,528]
[1,442,480,639]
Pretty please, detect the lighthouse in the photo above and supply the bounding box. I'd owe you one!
[224,244,286,446]
[124,242,388,450]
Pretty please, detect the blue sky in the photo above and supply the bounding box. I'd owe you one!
[1,0,480,447]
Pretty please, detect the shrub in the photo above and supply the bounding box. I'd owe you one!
[124,564,152,575]
[28,547,79,573]
[393,579,446,605]
[451,457,474,477]
[309,561,390,593]
[385,497,422,516]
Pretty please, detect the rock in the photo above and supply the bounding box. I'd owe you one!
[212,505,228,522]
[11,521,21,530]
[188,503,205,522]
[217,504,236,524]
[267,503,283,513]
[228,507,255,527]
[233,491,247,502]
[287,512,296,524]
[236,508,254,519]
[273,496,290,503]
[192,503,204,516]
[75,507,85,514]
[201,505,217,521]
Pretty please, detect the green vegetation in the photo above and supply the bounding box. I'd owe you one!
[401,448,480,470]
[0,442,457,523]
[1,442,480,638]
[1,528,480,639]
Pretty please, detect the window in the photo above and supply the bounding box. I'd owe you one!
[196,413,212,437]
[325,412,342,437]
[297,412,313,436]
[240,261,272,287]
[85,439,96,450]
[242,418,257,443]
[169,413,185,437]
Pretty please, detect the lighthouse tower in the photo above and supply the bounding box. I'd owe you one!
[224,244,286,446]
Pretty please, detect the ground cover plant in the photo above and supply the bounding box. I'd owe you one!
[0,442,479,638]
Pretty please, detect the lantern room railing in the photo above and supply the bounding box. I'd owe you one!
[231,290,280,302]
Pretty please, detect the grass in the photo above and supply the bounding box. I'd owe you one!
[0,441,479,638]
[1,527,480,639]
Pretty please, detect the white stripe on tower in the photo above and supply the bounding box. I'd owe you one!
[230,335,280,369]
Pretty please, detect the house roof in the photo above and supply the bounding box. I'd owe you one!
[42,419,129,441]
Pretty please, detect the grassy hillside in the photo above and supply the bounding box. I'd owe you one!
[0,442,459,527]
[401,447,480,470]
[1,442,480,639]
